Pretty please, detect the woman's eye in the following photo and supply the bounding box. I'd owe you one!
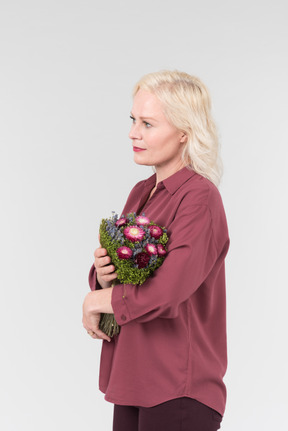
[130,116,151,128]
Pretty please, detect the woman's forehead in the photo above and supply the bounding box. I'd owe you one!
[132,90,164,118]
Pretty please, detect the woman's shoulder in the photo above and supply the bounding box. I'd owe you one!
[182,173,229,246]
[182,172,224,210]
[128,178,146,195]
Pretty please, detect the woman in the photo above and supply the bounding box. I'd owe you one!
[82,70,230,431]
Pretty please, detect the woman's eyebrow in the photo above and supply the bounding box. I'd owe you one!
[130,112,157,121]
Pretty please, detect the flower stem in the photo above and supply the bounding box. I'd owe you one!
[99,280,120,337]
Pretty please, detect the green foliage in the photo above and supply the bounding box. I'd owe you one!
[99,212,169,337]
[99,212,169,286]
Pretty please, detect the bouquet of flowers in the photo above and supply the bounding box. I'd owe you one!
[99,211,169,337]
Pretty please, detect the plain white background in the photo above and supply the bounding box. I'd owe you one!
[1,1,287,430]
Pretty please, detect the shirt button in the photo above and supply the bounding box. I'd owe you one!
[121,314,127,321]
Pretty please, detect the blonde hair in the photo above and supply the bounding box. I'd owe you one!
[132,70,223,187]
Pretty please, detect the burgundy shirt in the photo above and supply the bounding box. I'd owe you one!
[88,166,230,416]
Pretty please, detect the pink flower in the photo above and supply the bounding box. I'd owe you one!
[135,252,150,268]
[149,225,163,239]
[135,215,150,226]
[116,246,133,260]
[144,243,158,256]
[157,244,167,256]
[123,225,145,242]
[115,217,128,227]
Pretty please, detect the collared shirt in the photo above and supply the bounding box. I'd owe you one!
[88,166,230,416]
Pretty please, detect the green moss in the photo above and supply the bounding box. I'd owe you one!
[99,212,168,286]
[99,212,169,337]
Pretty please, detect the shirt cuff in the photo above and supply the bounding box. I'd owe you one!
[111,284,132,326]
[88,264,103,291]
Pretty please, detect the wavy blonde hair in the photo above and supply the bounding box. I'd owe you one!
[132,70,223,187]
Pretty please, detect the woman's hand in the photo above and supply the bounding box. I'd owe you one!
[82,310,110,342]
[82,288,114,342]
[94,234,118,289]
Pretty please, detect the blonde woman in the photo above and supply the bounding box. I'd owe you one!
[82,70,230,431]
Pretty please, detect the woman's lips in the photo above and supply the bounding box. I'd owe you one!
[133,147,146,152]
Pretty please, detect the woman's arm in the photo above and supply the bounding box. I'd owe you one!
[84,233,117,340]
[82,288,114,342]
[110,195,229,326]
[84,287,114,314]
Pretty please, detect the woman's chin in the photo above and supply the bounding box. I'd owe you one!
[133,156,152,166]
[134,160,153,166]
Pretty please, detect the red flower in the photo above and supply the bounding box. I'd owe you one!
[149,225,163,239]
[144,243,158,256]
[157,243,167,256]
[115,217,128,227]
[135,252,150,269]
[124,225,145,242]
[135,215,150,226]
[116,246,133,260]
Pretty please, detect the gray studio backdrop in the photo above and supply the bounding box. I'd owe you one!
[1,1,287,430]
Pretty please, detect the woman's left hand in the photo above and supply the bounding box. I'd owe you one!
[82,290,113,342]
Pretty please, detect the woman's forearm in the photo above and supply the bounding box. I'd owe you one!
[84,287,114,314]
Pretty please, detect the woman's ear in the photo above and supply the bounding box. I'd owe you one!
[180,133,187,144]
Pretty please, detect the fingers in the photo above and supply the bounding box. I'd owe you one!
[94,248,113,269]
[82,318,111,342]
[87,330,98,339]
[97,255,111,266]
[94,247,107,258]
[94,249,118,282]
[96,257,115,273]
[88,330,111,342]
[94,328,111,342]
[101,272,118,283]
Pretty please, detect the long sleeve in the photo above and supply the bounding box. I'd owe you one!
[111,196,228,325]
[88,264,103,291]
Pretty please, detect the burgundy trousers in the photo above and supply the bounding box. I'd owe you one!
[113,397,223,431]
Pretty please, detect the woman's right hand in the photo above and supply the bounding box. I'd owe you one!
[94,234,118,289]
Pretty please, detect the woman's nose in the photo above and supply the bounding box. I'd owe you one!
[128,123,141,140]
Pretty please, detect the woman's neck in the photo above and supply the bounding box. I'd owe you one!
[153,161,186,189]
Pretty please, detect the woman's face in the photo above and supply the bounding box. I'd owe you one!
[129,90,186,171]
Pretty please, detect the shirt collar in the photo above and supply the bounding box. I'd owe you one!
[144,166,196,196]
